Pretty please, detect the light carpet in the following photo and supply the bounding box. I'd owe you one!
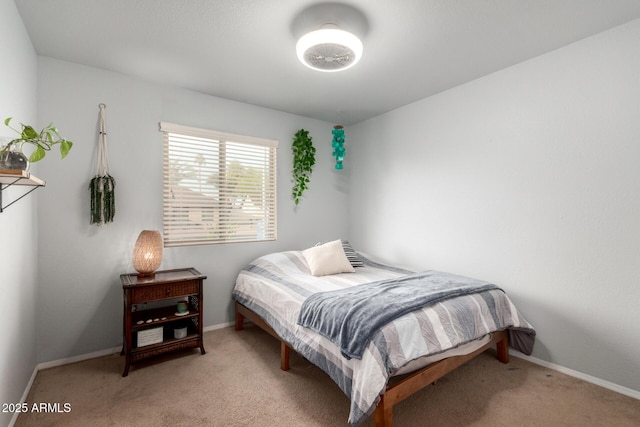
[16,325,640,426]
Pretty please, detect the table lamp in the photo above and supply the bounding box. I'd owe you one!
[132,230,163,277]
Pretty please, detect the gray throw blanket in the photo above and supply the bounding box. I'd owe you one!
[297,270,501,360]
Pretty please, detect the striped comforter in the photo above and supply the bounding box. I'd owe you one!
[232,251,535,424]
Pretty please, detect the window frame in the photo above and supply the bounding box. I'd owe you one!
[160,121,278,247]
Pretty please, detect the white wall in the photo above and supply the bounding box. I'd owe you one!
[349,18,640,392]
[35,57,348,363]
[0,1,38,425]
[7,1,639,406]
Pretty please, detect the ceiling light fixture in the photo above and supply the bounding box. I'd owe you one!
[296,24,363,72]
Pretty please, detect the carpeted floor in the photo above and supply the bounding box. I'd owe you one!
[15,325,640,426]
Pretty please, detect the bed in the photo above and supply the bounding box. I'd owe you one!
[232,241,535,426]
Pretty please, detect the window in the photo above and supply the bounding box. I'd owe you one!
[160,122,278,247]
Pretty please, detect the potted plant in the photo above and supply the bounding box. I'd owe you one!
[291,128,315,205]
[0,117,73,170]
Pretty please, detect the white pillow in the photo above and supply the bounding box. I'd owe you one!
[302,239,356,276]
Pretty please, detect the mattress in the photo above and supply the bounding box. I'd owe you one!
[232,249,535,424]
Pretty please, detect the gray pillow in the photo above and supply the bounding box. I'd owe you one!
[341,240,364,268]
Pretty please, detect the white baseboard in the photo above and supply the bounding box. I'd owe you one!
[9,345,122,427]
[203,321,234,333]
[37,346,122,371]
[34,321,234,372]
[10,321,234,426]
[9,363,39,427]
[511,351,640,400]
[11,326,637,427]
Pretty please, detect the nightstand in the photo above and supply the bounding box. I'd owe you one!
[120,267,207,376]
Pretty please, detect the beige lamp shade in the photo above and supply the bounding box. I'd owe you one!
[132,230,163,275]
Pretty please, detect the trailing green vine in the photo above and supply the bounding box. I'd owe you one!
[89,175,116,225]
[291,129,315,205]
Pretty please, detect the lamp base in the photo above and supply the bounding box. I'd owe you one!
[136,272,156,278]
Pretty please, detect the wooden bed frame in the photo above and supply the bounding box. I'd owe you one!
[235,301,509,427]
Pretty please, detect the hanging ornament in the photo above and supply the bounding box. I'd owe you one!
[331,125,345,170]
[89,103,116,225]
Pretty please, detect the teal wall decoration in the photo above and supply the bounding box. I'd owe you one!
[332,125,345,170]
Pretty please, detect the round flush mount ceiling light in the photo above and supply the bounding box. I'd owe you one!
[296,26,363,72]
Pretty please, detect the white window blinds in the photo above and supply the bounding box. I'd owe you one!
[160,122,278,247]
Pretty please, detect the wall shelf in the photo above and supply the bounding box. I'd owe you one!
[0,169,46,212]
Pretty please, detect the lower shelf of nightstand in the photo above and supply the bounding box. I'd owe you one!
[130,334,203,362]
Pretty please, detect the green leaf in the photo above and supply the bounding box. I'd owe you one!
[22,125,39,140]
[29,145,46,162]
[60,140,73,159]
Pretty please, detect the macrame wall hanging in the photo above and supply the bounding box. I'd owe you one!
[89,103,116,225]
[331,124,345,170]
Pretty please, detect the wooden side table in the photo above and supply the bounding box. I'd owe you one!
[120,267,207,376]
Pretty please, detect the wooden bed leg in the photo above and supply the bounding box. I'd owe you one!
[235,310,244,330]
[496,334,509,364]
[235,301,292,371]
[373,395,393,427]
[280,342,290,371]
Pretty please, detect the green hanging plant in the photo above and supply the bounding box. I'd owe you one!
[291,129,315,205]
[89,175,116,224]
[89,104,115,225]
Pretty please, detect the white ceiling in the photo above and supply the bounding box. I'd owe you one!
[15,0,640,125]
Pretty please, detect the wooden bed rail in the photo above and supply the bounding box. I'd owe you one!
[374,329,509,426]
[235,301,510,427]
